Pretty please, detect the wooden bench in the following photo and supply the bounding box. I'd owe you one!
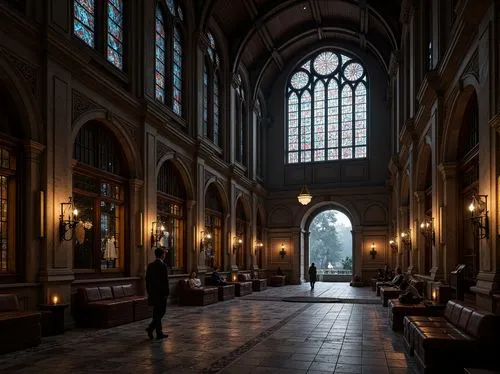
[227,273,253,297]
[270,275,286,287]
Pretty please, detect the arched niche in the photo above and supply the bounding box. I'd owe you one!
[235,197,249,268]
[204,181,227,270]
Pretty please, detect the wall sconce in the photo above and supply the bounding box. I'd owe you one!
[389,238,398,253]
[400,229,412,249]
[254,241,263,256]
[468,193,489,239]
[200,230,212,251]
[233,236,242,255]
[150,218,166,248]
[52,294,59,305]
[279,242,287,258]
[369,242,377,259]
[59,197,93,241]
[419,216,435,244]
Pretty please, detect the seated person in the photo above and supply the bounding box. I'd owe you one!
[390,267,405,287]
[188,271,202,289]
[399,283,423,304]
[211,265,227,285]
[383,264,393,280]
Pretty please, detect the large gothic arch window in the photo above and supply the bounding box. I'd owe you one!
[202,31,221,147]
[155,1,184,116]
[157,160,186,272]
[73,122,127,273]
[234,74,247,165]
[287,50,368,163]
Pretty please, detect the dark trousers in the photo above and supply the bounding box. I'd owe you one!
[148,299,166,334]
[310,280,315,289]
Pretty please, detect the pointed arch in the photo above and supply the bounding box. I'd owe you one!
[156,154,194,201]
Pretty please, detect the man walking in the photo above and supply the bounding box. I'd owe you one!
[146,247,169,340]
[308,263,317,290]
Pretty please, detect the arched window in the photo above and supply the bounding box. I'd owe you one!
[155,1,184,116]
[73,122,127,272]
[287,50,367,163]
[73,0,96,48]
[255,98,263,178]
[234,74,247,165]
[155,6,166,103]
[157,160,186,272]
[202,32,221,147]
[205,184,223,270]
[106,0,124,70]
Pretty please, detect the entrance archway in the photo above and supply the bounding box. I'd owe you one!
[308,209,353,281]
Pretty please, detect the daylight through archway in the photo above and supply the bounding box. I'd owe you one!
[308,210,352,281]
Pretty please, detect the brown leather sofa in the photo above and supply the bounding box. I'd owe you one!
[251,271,267,292]
[403,300,500,374]
[0,294,41,354]
[75,284,148,328]
[226,273,252,297]
[270,275,286,286]
[178,279,218,306]
[205,277,236,301]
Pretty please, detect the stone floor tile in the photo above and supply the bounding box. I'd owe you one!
[334,363,362,373]
[362,365,390,374]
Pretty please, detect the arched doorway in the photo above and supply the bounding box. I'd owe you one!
[157,159,187,274]
[308,209,352,280]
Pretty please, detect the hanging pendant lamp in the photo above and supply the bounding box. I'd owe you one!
[297,184,312,205]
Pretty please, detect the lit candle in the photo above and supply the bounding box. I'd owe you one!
[52,295,59,305]
[432,290,436,301]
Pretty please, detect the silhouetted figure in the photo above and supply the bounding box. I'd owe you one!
[308,263,317,290]
[146,248,169,340]
[211,265,227,285]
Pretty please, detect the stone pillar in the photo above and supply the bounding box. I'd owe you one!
[438,162,457,281]
[128,179,143,278]
[186,200,197,273]
[23,141,45,283]
[413,190,425,273]
[352,226,363,280]
[399,205,409,270]
[245,221,251,269]
[303,231,310,282]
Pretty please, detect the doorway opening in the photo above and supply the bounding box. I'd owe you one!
[308,209,352,281]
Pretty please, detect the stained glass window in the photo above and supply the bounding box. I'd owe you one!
[155,6,166,103]
[106,0,123,69]
[74,0,95,47]
[235,74,246,165]
[172,26,182,115]
[287,50,367,163]
[202,31,221,147]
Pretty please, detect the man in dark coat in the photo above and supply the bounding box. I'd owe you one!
[308,263,317,290]
[146,247,169,340]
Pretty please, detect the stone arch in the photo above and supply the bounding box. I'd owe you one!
[442,84,478,163]
[299,200,360,230]
[0,56,41,142]
[268,204,294,227]
[401,172,410,206]
[414,142,432,191]
[71,110,143,179]
[156,154,194,200]
[235,192,251,220]
[204,177,229,215]
[363,203,388,225]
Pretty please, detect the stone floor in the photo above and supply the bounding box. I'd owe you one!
[0,283,417,374]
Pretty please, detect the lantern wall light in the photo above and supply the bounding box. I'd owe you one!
[254,241,263,255]
[389,238,398,252]
[233,236,243,254]
[468,193,489,239]
[419,216,435,244]
[369,242,377,259]
[59,197,92,241]
[400,229,412,249]
[200,230,212,251]
[279,242,287,258]
[151,218,166,248]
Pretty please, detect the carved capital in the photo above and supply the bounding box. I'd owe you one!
[438,162,457,181]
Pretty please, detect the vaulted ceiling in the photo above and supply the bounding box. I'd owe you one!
[198,0,401,98]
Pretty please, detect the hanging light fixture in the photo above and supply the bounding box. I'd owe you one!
[297,184,312,205]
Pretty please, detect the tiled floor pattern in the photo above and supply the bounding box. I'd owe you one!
[0,283,416,374]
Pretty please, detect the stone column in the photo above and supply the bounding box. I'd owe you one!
[23,141,45,283]
[438,162,457,281]
[399,205,409,270]
[352,226,363,280]
[303,231,310,282]
[186,200,196,273]
[413,190,425,273]
[128,179,143,278]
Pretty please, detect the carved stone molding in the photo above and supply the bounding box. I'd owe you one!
[438,162,457,181]
[156,141,174,164]
[0,47,40,99]
[71,89,103,122]
[489,114,500,133]
[204,169,216,185]
[461,50,479,82]
[388,51,400,77]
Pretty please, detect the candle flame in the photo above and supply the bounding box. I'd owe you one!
[52,295,59,305]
